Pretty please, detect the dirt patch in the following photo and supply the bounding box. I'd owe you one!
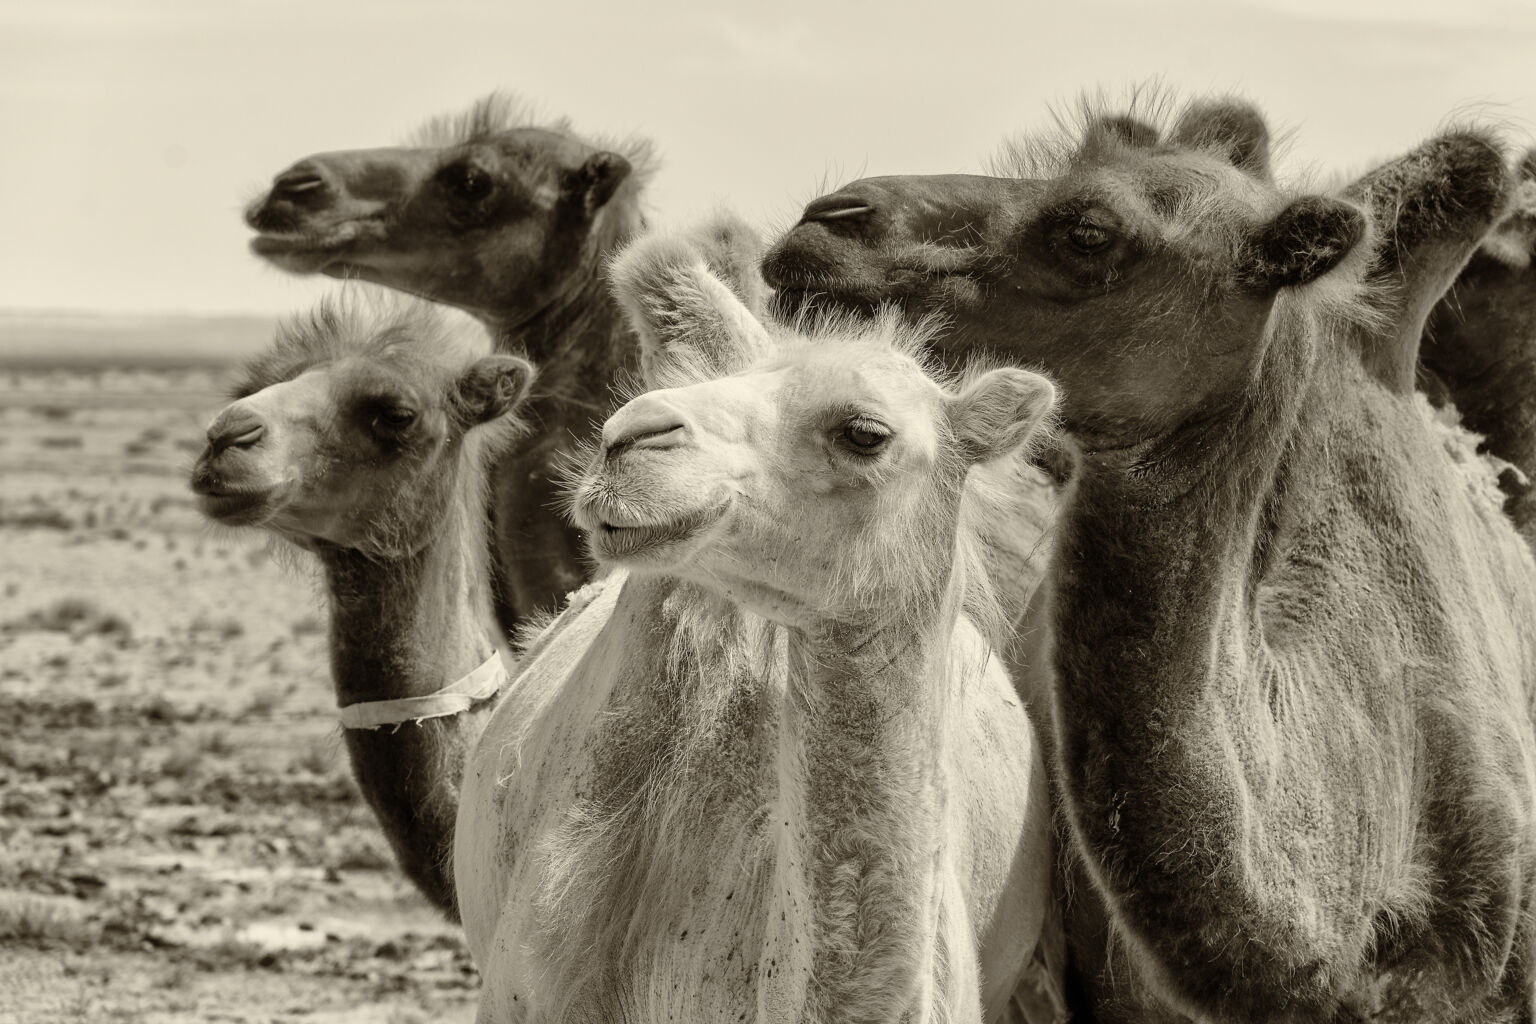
[0,367,478,1022]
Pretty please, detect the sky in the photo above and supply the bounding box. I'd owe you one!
[4,0,1536,317]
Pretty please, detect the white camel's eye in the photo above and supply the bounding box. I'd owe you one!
[837,418,892,456]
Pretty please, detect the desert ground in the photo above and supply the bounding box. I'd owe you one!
[0,334,479,1022]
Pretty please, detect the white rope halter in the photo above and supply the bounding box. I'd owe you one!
[338,650,508,730]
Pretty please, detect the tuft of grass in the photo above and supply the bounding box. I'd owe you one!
[189,614,245,641]
[0,892,99,948]
[9,597,132,640]
[0,507,74,530]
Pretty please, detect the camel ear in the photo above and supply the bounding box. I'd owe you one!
[1091,114,1160,149]
[454,354,535,427]
[948,368,1057,465]
[1170,99,1272,181]
[687,210,770,318]
[1343,129,1510,390]
[609,219,773,389]
[1237,197,1366,292]
[565,151,632,215]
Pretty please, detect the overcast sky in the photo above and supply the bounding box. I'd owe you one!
[4,0,1535,316]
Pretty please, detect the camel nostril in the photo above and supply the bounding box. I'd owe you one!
[207,415,266,453]
[605,423,686,458]
[269,168,329,204]
[800,193,875,225]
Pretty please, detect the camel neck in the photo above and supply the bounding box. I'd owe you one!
[1055,301,1320,694]
[315,488,496,709]
[493,266,635,419]
[768,611,958,1012]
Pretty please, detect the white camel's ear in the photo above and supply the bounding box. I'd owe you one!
[609,220,773,389]
[948,368,1057,465]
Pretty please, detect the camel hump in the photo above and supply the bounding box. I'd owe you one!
[1350,129,1508,255]
[687,209,769,315]
[1169,98,1271,180]
[1343,128,1512,390]
[608,213,773,388]
[1478,151,1536,269]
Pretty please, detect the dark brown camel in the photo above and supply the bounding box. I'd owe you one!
[243,96,669,914]
[190,292,532,917]
[764,100,1536,1024]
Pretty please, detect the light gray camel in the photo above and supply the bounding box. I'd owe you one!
[190,291,530,915]
[455,220,1063,1022]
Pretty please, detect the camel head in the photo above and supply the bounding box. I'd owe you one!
[190,291,533,558]
[763,98,1377,450]
[245,94,654,330]
[573,217,1056,628]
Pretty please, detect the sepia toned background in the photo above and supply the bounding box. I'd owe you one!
[1,1,1533,1020]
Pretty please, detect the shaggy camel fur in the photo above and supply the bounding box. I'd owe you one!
[765,99,1536,1023]
[1423,149,1536,537]
[453,219,1063,1023]
[189,292,530,915]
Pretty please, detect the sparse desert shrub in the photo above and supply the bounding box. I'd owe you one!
[37,435,84,449]
[241,686,284,719]
[200,730,234,757]
[0,507,74,530]
[0,892,99,948]
[189,614,245,641]
[290,614,325,637]
[328,835,393,872]
[34,405,74,421]
[10,597,132,640]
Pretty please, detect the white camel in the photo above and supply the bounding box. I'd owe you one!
[453,219,1065,1023]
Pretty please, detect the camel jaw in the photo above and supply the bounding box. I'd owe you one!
[577,498,730,568]
[248,219,388,275]
[192,486,282,528]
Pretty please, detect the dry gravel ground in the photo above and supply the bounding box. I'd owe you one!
[0,365,478,1023]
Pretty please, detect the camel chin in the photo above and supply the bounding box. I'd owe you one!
[580,500,730,567]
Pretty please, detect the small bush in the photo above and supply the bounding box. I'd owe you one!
[11,597,132,640]
[0,892,98,948]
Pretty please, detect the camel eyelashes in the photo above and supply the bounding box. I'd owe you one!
[835,417,893,456]
[370,406,418,435]
[1066,222,1113,254]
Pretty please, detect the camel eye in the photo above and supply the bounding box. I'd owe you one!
[1067,221,1112,254]
[439,162,493,202]
[371,406,417,435]
[837,418,892,456]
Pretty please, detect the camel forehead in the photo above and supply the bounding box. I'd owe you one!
[445,126,594,171]
[1045,150,1272,230]
[677,345,943,431]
